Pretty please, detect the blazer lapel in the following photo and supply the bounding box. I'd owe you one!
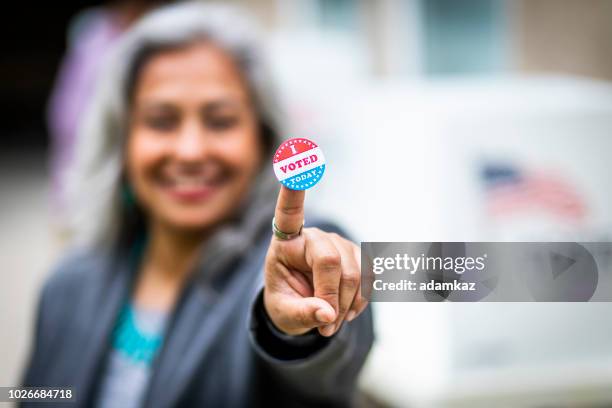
[143,245,265,408]
[68,255,133,406]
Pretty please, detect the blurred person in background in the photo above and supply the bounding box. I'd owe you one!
[48,0,170,235]
[22,3,373,407]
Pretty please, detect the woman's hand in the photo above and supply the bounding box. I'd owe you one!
[263,187,368,337]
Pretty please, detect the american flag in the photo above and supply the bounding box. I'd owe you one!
[481,164,587,221]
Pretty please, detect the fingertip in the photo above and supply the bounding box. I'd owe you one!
[315,307,335,324]
[319,324,336,337]
[281,185,305,198]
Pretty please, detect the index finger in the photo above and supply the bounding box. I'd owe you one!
[274,186,305,234]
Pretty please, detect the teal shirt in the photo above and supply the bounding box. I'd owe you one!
[95,303,168,408]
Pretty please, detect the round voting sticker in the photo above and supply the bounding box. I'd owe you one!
[273,138,326,190]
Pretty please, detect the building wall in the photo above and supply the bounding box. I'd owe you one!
[515,0,612,81]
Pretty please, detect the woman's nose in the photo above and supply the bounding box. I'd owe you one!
[174,120,210,161]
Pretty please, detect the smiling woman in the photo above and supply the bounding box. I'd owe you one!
[126,42,263,233]
[21,3,373,408]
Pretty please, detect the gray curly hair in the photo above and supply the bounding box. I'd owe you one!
[67,2,284,248]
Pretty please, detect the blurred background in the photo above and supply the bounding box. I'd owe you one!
[1,0,612,407]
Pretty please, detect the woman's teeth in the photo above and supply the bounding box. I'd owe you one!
[170,176,215,188]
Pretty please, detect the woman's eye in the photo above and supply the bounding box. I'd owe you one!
[206,115,238,131]
[145,115,177,131]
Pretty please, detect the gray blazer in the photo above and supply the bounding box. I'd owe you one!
[21,223,374,407]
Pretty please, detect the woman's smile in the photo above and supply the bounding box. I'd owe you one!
[155,163,229,203]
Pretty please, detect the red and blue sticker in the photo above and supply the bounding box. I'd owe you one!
[273,138,326,191]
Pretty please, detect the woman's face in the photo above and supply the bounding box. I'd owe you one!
[127,41,263,232]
